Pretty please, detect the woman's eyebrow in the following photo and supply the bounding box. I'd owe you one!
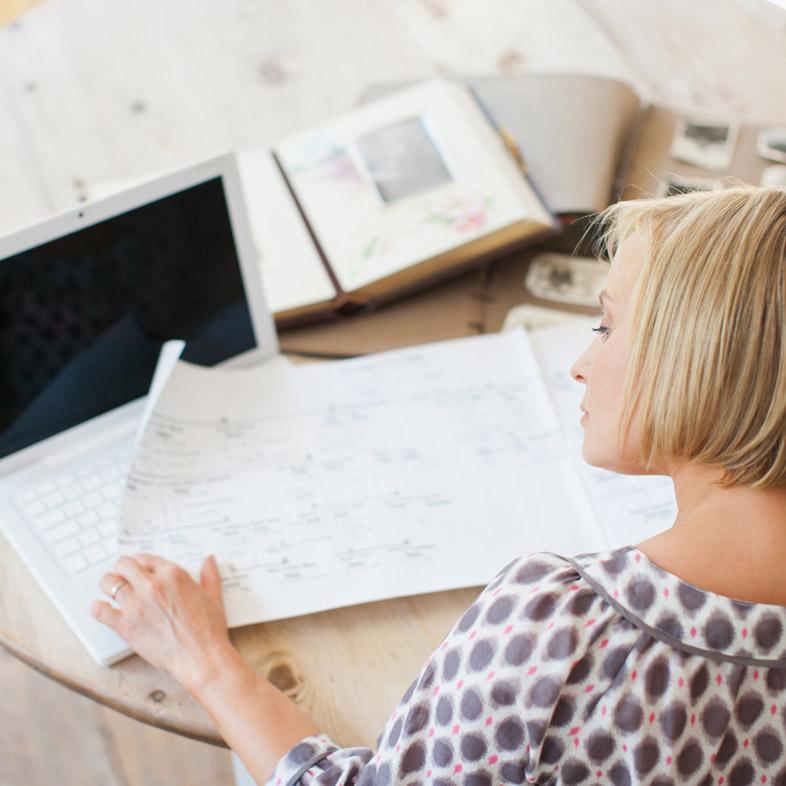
[598,289,614,307]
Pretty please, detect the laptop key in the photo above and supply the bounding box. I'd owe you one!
[84,544,107,565]
[63,500,85,517]
[18,499,45,518]
[46,521,80,544]
[77,510,100,529]
[83,493,102,509]
[53,538,80,561]
[79,528,101,547]
[43,490,66,508]
[63,553,88,576]
[33,509,65,530]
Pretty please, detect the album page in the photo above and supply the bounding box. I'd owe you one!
[274,79,555,295]
[235,149,337,314]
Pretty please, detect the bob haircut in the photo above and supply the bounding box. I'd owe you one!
[586,182,786,489]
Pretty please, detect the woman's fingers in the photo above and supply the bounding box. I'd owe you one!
[133,553,171,573]
[100,571,132,602]
[91,599,124,634]
[114,554,152,588]
[92,551,230,681]
[199,555,224,606]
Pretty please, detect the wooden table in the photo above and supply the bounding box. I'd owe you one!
[1,0,785,753]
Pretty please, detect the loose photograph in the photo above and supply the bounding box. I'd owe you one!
[760,165,786,187]
[757,127,786,164]
[670,116,738,170]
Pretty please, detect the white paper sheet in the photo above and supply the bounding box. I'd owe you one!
[119,329,604,626]
[132,340,185,450]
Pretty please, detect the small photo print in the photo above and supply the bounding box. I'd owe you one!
[355,115,453,203]
[760,165,786,188]
[656,174,720,198]
[757,127,786,164]
[670,117,738,170]
[524,253,606,307]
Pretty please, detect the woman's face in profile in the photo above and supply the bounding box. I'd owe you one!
[570,231,649,475]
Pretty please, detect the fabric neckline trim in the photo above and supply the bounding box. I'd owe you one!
[569,545,786,666]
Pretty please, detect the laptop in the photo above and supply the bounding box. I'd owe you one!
[0,153,279,665]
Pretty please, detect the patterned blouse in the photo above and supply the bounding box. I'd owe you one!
[264,545,786,786]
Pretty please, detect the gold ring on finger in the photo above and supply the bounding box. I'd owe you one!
[109,578,128,600]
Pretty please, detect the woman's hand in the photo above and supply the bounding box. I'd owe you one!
[94,553,323,782]
[92,553,233,690]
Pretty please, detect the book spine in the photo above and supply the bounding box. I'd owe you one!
[269,150,346,299]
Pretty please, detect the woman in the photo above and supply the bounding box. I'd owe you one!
[93,184,786,785]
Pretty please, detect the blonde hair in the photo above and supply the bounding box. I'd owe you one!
[587,182,786,489]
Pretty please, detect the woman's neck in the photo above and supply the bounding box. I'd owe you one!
[635,462,786,605]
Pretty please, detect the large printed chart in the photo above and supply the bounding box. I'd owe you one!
[119,330,604,626]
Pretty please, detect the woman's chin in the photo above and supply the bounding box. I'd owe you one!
[580,441,621,474]
[581,449,607,470]
[581,443,657,477]
[580,438,603,467]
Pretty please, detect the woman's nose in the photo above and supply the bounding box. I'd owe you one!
[570,347,591,384]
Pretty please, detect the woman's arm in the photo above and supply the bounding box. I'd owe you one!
[92,553,320,784]
[184,641,321,783]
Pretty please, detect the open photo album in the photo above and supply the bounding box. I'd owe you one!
[240,78,558,327]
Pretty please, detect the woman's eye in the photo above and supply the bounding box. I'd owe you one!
[591,325,611,341]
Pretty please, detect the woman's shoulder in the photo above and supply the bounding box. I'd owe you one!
[382,545,615,692]
[439,547,617,666]
[376,545,786,783]
[374,548,621,740]
[459,545,623,629]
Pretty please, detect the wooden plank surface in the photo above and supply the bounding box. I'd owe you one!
[1,1,785,782]
[0,646,234,785]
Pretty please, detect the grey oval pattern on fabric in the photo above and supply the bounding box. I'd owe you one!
[265,546,786,786]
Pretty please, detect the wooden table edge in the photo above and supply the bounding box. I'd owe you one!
[0,630,227,747]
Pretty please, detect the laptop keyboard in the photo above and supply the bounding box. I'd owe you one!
[12,454,129,577]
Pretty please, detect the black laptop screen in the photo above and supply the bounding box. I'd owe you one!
[0,177,257,459]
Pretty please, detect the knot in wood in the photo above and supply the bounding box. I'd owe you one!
[268,662,297,692]
[259,60,287,85]
[261,652,305,699]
